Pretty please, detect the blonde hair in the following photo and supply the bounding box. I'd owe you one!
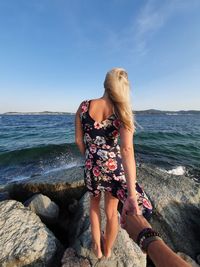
[104,67,135,132]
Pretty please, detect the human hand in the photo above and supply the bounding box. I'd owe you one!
[120,195,142,228]
[122,214,152,242]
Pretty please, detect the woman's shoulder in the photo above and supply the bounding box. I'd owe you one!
[80,99,90,106]
[78,99,90,116]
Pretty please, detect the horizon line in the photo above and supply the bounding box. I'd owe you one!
[1,108,200,114]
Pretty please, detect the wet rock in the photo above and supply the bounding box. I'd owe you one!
[24,193,59,224]
[5,166,86,206]
[0,199,64,267]
[137,164,200,260]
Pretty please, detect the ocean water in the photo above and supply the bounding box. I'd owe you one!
[0,113,199,186]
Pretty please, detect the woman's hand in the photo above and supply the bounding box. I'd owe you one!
[120,194,142,228]
[122,214,152,242]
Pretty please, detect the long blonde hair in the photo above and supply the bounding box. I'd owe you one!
[104,67,135,132]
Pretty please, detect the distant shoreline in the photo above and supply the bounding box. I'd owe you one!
[1,109,200,115]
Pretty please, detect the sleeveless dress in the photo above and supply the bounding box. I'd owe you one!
[80,99,152,219]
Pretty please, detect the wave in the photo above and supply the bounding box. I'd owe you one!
[136,131,190,140]
[158,165,186,176]
[41,161,83,175]
[7,160,83,183]
[0,143,79,166]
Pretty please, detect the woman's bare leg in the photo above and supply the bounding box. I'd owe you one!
[104,191,119,258]
[89,193,102,258]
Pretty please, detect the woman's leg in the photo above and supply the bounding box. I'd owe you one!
[104,191,119,258]
[89,193,102,258]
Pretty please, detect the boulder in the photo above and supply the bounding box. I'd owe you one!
[0,200,64,267]
[4,166,86,206]
[177,252,200,267]
[137,164,200,260]
[71,192,146,267]
[61,248,90,267]
[24,193,59,224]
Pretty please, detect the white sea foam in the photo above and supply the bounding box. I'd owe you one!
[43,161,81,175]
[158,165,186,176]
[135,120,144,130]
[10,175,30,183]
[167,166,186,175]
[8,161,82,183]
[165,113,179,116]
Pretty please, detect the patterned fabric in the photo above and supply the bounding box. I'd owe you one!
[80,99,152,219]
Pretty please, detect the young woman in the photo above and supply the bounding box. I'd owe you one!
[75,68,152,259]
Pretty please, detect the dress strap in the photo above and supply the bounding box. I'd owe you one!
[81,100,89,112]
[80,100,90,120]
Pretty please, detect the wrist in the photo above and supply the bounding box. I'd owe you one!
[127,190,137,198]
[136,228,162,254]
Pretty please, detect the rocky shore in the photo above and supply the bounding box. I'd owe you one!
[0,165,199,267]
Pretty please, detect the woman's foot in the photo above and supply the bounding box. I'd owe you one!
[101,231,112,259]
[92,242,103,259]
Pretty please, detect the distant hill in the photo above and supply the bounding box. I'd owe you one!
[1,111,74,115]
[1,109,200,115]
[134,109,200,115]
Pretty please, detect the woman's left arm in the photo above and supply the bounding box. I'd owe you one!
[75,103,86,155]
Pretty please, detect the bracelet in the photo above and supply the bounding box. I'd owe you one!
[136,228,152,245]
[136,228,151,245]
[142,236,162,253]
[136,228,161,253]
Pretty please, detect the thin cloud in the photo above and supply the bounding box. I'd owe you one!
[134,0,200,55]
[104,0,200,57]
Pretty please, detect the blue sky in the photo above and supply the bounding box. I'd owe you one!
[0,0,200,113]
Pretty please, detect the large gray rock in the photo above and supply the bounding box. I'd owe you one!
[177,252,200,267]
[24,193,59,224]
[5,166,86,206]
[0,200,64,267]
[61,248,90,267]
[71,192,146,267]
[137,164,200,260]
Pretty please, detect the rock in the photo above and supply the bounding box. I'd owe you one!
[177,252,200,267]
[68,199,79,213]
[5,166,86,206]
[71,192,146,267]
[137,164,200,260]
[24,193,59,224]
[61,248,90,267]
[197,254,200,265]
[0,199,64,267]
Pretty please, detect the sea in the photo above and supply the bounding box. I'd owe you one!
[0,113,199,186]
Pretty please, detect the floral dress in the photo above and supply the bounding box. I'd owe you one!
[80,99,152,219]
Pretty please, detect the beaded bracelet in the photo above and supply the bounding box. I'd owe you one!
[142,236,162,253]
[136,228,161,253]
[136,228,152,245]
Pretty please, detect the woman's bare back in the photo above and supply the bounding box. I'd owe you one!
[88,98,115,123]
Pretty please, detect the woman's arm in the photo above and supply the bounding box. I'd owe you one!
[119,125,141,220]
[75,103,86,156]
[119,125,136,197]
